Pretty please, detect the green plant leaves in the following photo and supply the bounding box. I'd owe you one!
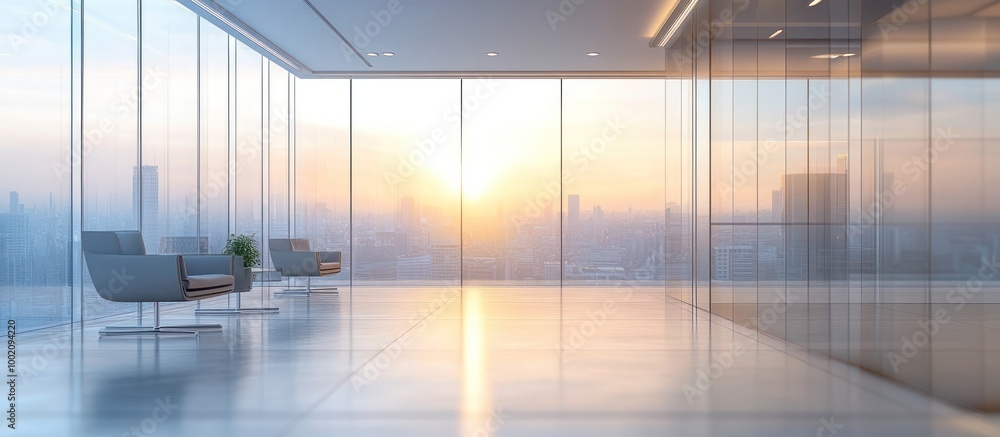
[222,233,261,268]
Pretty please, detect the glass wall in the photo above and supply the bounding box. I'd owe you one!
[199,19,231,255]
[0,0,302,330]
[293,79,351,284]
[2,0,690,330]
[462,80,561,285]
[233,42,264,268]
[0,0,74,330]
[140,0,198,256]
[352,79,461,285]
[676,0,1000,411]
[80,0,141,320]
[562,80,666,286]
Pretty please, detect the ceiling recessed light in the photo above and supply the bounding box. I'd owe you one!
[586,52,600,57]
[841,53,856,57]
[366,52,379,57]
[811,54,840,59]
[808,0,822,6]
[382,52,395,57]
[486,52,499,57]
[768,29,783,39]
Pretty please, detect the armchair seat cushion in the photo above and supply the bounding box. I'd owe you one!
[185,274,235,298]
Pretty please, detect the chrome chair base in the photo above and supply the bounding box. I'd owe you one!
[99,324,222,337]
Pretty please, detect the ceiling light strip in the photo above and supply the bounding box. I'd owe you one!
[301,0,373,68]
[189,0,309,73]
[306,70,670,79]
[649,0,701,48]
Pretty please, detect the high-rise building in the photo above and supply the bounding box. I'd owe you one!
[783,173,848,281]
[9,191,19,214]
[712,245,755,281]
[159,236,210,255]
[0,213,29,286]
[133,165,160,253]
[430,231,460,281]
[771,190,783,223]
[396,254,431,281]
[567,194,579,233]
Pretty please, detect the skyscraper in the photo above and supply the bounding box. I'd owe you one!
[9,191,19,214]
[0,213,29,286]
[568,194,579,232]
[771,190,783,222]
[783,173,848,280]
[132,166,160,253]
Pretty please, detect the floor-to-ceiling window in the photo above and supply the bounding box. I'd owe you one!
[198,19,231,255]
[352,79,462,285]
[232,41,264,270]
[80,0,141,320]
[0,0,74,330]
[140,0,198,257]
[462,79,561,286]
[293,79,351,284]
[562,80,666,287]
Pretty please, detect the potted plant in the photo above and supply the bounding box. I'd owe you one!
[223,234,260,292]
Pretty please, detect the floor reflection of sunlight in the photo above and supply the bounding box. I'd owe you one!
[461,290,490,436]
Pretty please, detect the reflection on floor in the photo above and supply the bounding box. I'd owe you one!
[14,287,1000,436]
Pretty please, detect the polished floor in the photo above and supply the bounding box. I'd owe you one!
[14,286,1000,436]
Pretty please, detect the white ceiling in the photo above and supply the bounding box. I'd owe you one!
[179,0,1000,78]
[177,0,679,78]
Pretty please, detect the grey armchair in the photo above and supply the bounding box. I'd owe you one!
[269,238,341,295]
[82,231,235,336]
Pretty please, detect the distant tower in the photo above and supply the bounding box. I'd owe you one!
[771,190,783,222]
[568,194,580,232]
[133,166,160,252]
[9,191,19,214]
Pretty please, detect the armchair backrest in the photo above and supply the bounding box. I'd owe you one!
[82,231,147,255]
[269,238,324,276]
[270,238,311,253]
